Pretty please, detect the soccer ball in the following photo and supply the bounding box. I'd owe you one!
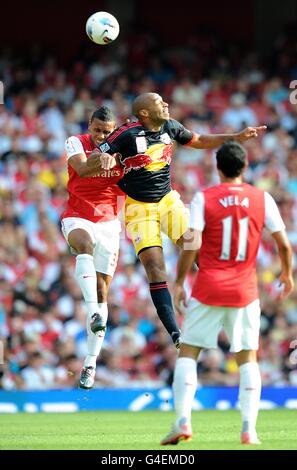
[86,11,120,45]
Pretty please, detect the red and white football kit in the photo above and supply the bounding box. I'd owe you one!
[61,134,125,276]
[181,182,285,352]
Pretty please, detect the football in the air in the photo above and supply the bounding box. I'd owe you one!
[86,11,120,45]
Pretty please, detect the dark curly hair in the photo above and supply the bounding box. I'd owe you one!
[216,141,247,178]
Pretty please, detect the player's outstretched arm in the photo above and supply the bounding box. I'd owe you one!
[69,150,119,177]
[271,230,294,299]
[188,126,267,150]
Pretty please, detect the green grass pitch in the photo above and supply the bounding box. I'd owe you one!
[0,409,296,450]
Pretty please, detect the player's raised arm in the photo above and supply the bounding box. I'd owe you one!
[69,150,114,177]
[187,126,267,150]
[65,136,116,177]
[69,150,117,176]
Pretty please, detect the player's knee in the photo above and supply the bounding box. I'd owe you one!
[74,240,94,254]
[144,259,166,282]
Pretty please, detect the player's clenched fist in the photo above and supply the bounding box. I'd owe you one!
[236,126,267,142]
[86,149,117,170]
[99,153,117,170]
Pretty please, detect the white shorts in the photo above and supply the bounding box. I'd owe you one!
[61,217,121,276]
[181,298,261,353]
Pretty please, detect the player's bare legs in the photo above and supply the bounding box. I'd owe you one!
[235,350,261,445]
[161,343,200,445]
[68,228,108,388]
[96,272,112,303]
[138,246,181,347]
[68,228,94,255]
[93,271,112,332]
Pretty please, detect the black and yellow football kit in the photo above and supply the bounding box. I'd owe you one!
[99,119,194,254]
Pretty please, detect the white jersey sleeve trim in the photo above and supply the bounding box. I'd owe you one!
[264,192,286,233]
[189,192,205,231]
[65,136,85,160]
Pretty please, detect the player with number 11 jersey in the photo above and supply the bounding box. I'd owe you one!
[190,182,284,307]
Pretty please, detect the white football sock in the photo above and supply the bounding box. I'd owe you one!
[239,362,261,434]
[173,357,197,425]
[84,303,108,369]
[75,254,98,317]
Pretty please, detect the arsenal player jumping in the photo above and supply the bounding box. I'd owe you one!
[61,107,124,389]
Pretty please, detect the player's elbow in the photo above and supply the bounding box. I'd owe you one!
[190,136,212,150]
[279,242,292,257]
[76,166,90,178]
[180,229,201,250]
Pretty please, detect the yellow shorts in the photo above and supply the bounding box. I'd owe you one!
[124,190,189,255]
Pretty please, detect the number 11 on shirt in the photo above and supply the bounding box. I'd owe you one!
[220,216,249,261]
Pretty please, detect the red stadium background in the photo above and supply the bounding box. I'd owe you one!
[0,0,297,395]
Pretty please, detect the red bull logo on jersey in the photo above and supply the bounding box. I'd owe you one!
[123,154,153,173]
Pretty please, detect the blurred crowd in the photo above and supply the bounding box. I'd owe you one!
[0,28,297,390]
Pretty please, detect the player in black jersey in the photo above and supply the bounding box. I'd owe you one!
[88,92,266,348]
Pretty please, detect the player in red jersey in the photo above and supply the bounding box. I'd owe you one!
[161,141,294,446]
[61,106,125,389]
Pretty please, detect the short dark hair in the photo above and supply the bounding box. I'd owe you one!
[216,141,247,178]
[90,106,115,123]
